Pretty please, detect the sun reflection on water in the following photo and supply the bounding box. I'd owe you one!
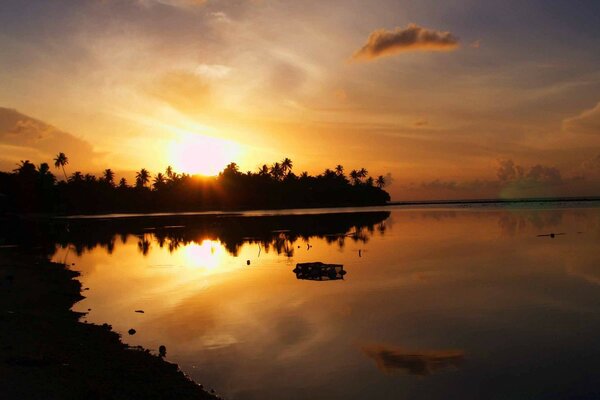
[181,239,224,270]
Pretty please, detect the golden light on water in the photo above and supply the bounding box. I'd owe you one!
[169,133,241,176]
[181,239,224,270]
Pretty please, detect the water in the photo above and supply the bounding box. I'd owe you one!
[50,205,600,399]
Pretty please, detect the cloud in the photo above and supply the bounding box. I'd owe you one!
[139,0,207,8]
[0,107,99,172]
[563,101,600,135]
[496,159,562,186]
[353,24,459,61]
[362,344,464,376]
[148,71,214,114]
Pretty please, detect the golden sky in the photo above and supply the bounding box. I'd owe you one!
[1,0,599,200]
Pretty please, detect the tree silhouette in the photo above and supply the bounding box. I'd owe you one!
[135,168,150,188]
[14,160,37,176]
[349,169,360,185]
[270,162,284,181]
[103,169,115,186]
[53,152,69,181]
[258,164,270,177]
[376,175,386,188]
[281,158,293,176]
[166,165,175,181]
[69,171,84,184]
[358,168,368,182]
[0,156,390,214]
[153,173,166,190]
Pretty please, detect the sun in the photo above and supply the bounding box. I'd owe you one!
[169,133,240,176]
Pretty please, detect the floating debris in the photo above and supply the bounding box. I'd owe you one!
[128,328,136,335]
[293,262,346,281]
[537,232,566,238]
[135,310,144,313]
[246,260,251,266]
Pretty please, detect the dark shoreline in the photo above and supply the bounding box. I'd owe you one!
[0,251,220,400]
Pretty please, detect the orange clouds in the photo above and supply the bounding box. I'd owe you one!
[563,101,600,135]
[362,344,464,376]
[353,24,459,61]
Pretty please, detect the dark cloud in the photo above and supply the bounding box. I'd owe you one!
[353,24,459,61]
[496,159,562,186]
[362,344,464,376]
[0,107,99,171]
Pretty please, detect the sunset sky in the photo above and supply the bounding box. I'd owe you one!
[1,0,599,200]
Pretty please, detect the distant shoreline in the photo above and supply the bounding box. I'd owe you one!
[388,196,600,207]
[2,196,599,221]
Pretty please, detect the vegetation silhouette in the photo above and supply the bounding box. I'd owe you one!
[0,211,390,259]
[0,155,390,215]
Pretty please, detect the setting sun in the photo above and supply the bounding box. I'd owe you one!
[169,133,240,176]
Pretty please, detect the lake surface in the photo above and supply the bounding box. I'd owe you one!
[50,204,600,399]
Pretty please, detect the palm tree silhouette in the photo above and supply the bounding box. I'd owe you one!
[165,166,174,180]
[358,168,368,182]
[376,175,386,188]
[53,152,69,180]
[69,171,84,184]
[135,168,150,188]
[270,162,284,181]
[153,172,166,190]
[281,158,293,176]
[349,169,360,185]
[335,164,344,177]
[118,177,128,188]
[258,164,270,177]
[103,169,115,186]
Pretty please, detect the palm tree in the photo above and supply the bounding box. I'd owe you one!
[270,162,284,181]
[14,160,37,178]
[153,173,166,190]
[69,171,84,184]
[281,158,293,176]
[118,177,128,188]
[135,168,150,188]
[103,169,115,186]
[335,164,344,177]
[258,164,270,177]
[349,169,360,185]
[358,168,368,181]
[166,165,174,180]
[366,176,374,187]
[376,175,386,188]
[53,152,69,181]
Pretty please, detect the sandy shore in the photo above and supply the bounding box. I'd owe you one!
[0,251,220,400]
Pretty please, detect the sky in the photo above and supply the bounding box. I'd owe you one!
[1,0,599,200]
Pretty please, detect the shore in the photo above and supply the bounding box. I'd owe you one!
[0,250,220,400]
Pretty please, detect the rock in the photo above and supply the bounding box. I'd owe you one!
[128,328,136,335]
[159,345,167,357]
[135,310,144,313]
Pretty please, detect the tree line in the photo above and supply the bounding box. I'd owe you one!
[0,153,390,214]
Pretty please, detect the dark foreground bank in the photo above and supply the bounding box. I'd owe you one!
[0,251,219,400]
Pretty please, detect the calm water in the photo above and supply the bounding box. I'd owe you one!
[51,205,600,399]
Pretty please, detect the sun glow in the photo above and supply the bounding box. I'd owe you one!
[169,133,241,176]
[181,240,224,270]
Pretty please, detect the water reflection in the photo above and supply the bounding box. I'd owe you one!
[47,211,391,258]
[7,206,600,399]
[362,344,465,376]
